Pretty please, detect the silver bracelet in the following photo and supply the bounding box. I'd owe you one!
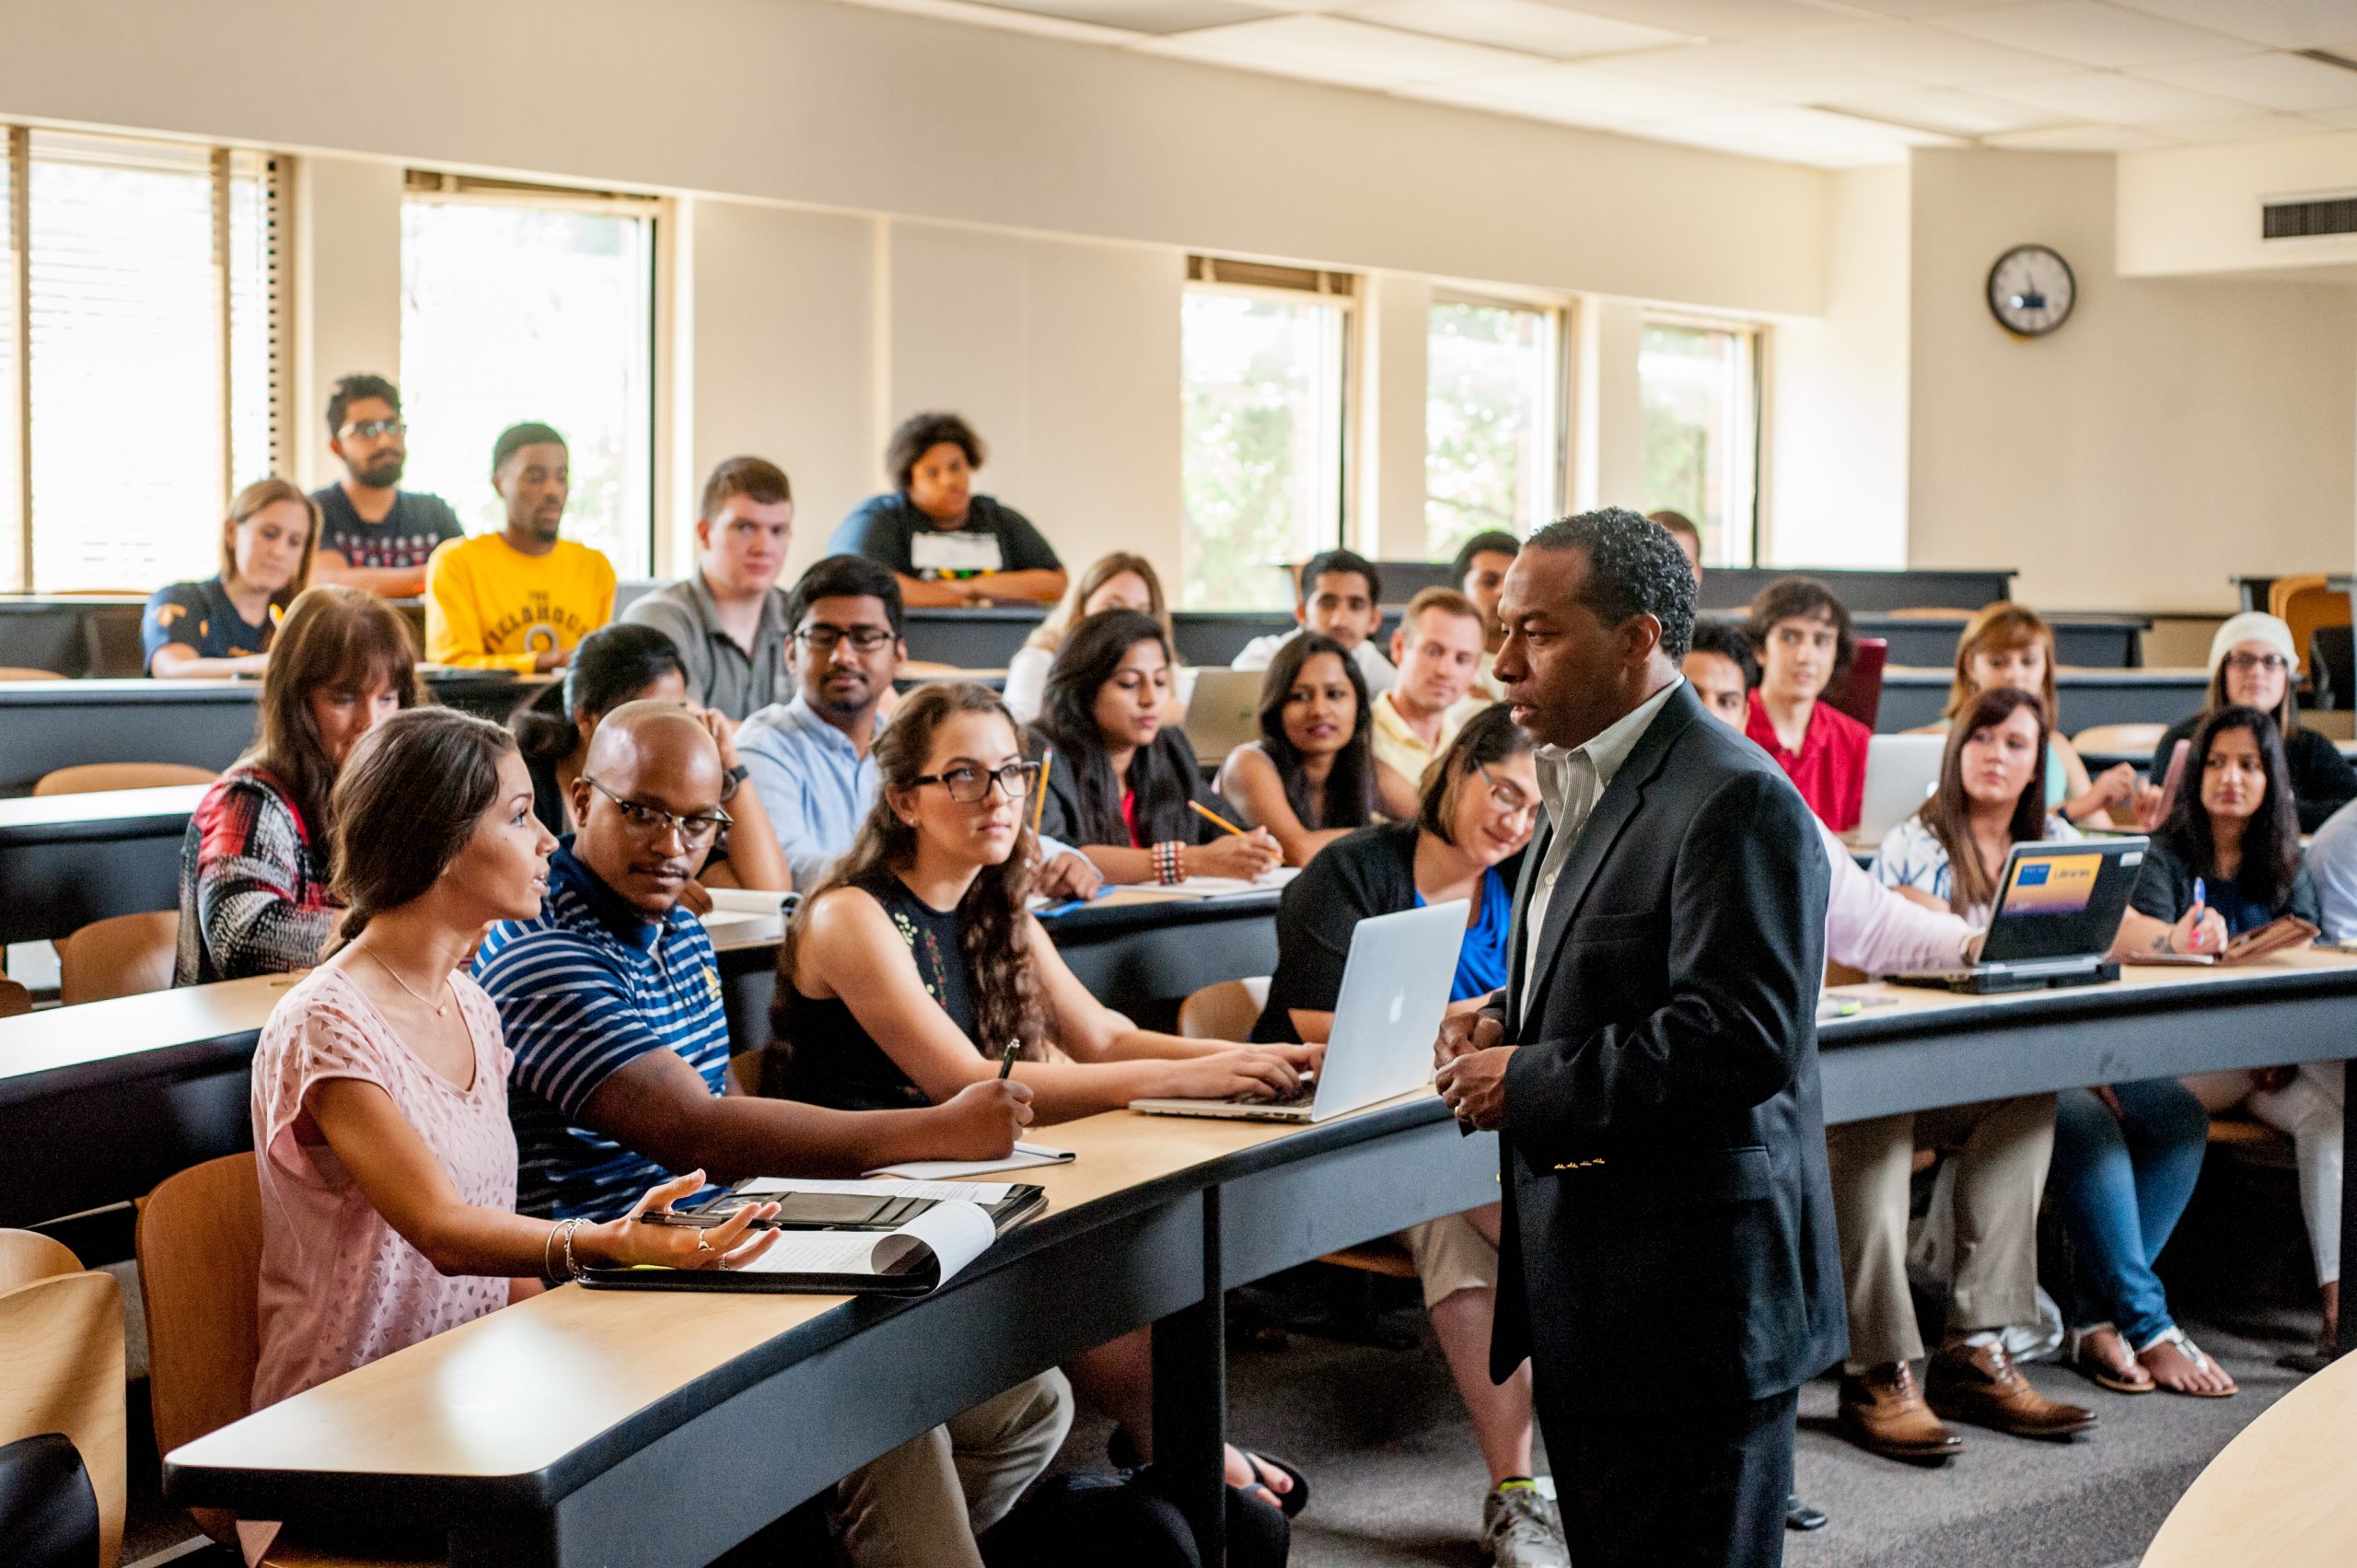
[541,1220,563,1283]
[560,1217,586,1281]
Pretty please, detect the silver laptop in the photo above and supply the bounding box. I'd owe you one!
[1889,837,2147,994]
[1131,900,1468,1122]
[1852,734,1945,848]
[1182,668,1267,761]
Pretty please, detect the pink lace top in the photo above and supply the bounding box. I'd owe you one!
[248,963,517,1414]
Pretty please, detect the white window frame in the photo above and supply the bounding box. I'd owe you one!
[1636,310,1762,568]
[1424,288,1568,552]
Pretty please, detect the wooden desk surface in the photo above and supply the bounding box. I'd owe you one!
[2142,1342,2357,1566]
[165,1093,1415,1483]
[0,973,294,1094]
[0,783,207,839]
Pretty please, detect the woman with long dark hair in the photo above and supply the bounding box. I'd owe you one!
[176,586,423,985]
[511,621,790,894]
[1214,631,1376,867]
[766,680,1316,1514]
[2150,613,2357,831]
[2055,706,2318,1400]
[1874,686,2077,924]
[1004,551,1193,726]
[1029,609,1281,886]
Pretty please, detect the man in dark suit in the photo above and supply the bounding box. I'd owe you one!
[1436,507,1845,1568]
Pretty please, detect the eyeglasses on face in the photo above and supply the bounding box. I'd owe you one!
[2223,651,2288,675]
[581,775,732,844]
[1475,761,1536,819]
[339,418,406,440]
[909,760,1040,805]
[795,624,896,655]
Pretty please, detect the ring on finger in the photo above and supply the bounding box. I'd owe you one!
[696,1234,714,1253]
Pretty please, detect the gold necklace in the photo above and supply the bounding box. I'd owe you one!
[368,949,452,1017]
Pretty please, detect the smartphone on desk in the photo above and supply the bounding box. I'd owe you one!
[640,1192,920,1231]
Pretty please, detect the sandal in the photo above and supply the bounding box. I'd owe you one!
[2064,1322,2153,1394]
[2137,1327,2237,1399]
[1109,1432,1311,1518]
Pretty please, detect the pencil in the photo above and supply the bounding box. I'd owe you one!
[1032,749,1051,834]
[998,1039,1022,1078]
[1188,799,1248,837]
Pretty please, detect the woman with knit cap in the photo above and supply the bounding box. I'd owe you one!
[2150,611,2357,832]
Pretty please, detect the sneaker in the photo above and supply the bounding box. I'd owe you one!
[1481,1479,1569,1568]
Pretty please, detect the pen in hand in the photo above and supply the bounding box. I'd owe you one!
[999,1039,1021,1079]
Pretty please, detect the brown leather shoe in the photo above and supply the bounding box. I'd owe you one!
[1837,1361,1964,1462]
[1926,1341,2098,1441]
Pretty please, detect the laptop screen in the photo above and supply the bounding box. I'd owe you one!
[1979,838,2148,964]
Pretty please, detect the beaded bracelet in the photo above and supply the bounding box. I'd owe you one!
[1153,840,1184,886]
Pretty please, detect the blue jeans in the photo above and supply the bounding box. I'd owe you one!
[2049,1077,2210,1345]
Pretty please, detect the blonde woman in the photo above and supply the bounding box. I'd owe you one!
[1004,552,1194,725]
[145,477,320,678]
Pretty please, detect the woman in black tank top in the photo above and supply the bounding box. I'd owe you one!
[763,682,1320,1512]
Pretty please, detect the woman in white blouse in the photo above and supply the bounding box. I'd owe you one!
[1004,552,1193,726]
[1876,685,2079,924]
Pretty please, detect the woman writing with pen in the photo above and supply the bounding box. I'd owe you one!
[764,680,1319,1516]
[1214,630,1378,866]
[1028,609,1283,885]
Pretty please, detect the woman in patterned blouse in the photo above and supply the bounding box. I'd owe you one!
[175,586,424,984]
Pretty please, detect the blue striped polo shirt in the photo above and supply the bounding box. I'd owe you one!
[476,840,731,1220]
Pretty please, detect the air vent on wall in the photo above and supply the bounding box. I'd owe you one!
[2262,192,2357,241]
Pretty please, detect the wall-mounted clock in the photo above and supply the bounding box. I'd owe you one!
[1987,244,2076,337]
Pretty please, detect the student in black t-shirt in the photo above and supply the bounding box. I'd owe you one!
[308,373,465,598]
[144,477,319,678]
[829,411,1065,609]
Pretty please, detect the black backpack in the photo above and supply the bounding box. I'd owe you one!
[981,1471,1289,1568]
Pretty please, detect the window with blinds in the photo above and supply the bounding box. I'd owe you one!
[0,129,287,592]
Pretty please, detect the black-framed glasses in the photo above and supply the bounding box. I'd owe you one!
[338,417,406,440]
[2223,651,2288,675]
[795,624,896,656]
[581,776,732,844]
[910,761,1040,805]
[1475,761,1536,820]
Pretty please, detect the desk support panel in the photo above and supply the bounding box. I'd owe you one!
[1155,1184,1226,1568]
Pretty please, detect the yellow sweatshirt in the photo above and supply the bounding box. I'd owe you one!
[424,534,617,673]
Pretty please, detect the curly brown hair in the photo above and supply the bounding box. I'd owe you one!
[774,681,1046,1070]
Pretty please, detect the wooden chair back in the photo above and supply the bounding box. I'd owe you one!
[136,1153,263,1549]
[0,1241,124,1567]
[2270,575,2351,679]
[0,1229,86,1295]
[2071,722,2166,759]
[59,912,180,1006]
[1177,977,1271,1040]
[0,666,67,681]
[33,762,217,796]
[0,977,31,1017]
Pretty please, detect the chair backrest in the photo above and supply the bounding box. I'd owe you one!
[0,666,67,681]
[0,1250,124,1567]
[136,1152,262,1549]
[2071,722,2167,760]
[0,977,31,1018]
[1177,977,1271,1040]
[2273,579,2352,679]
[33,762,217,796]
[2310,626,2355,713]
[0,1230,85,1295]
[59,912,180,1006]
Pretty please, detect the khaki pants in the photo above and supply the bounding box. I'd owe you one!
[831,1369,1073,1568]
[1826,1096,2055,1370]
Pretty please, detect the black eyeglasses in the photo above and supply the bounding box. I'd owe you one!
[910,761,1040,805]
[338,418,406,440]
[795,625,896,655]
[2223,651,2288,675]
[581,776,732,844]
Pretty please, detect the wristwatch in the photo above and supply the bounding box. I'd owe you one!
[723,762,750,799]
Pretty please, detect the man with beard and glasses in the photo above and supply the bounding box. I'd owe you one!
[308,374,465,598]
[425,422,617,673]
[738,554,1099,898]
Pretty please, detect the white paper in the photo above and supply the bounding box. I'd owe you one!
[911,530,1004,575]
[740,1198,995,1287]
[703,887,793,916]
[867,1141,1075,1180]
[734,1177,1015,1204]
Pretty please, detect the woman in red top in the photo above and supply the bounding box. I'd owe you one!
[1743,576,1871,833]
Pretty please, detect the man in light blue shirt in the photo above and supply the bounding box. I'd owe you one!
[740,554,1097,895]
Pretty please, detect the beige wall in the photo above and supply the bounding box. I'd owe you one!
[1907,148,2356,617]
[2119,132,2357,281]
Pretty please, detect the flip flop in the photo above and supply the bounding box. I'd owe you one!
[2064,1323,2153,1394]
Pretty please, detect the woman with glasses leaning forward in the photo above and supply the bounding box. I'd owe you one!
[2149,611,2357,832]
[1248,705,1565,1568]
[765,679,1323,1519]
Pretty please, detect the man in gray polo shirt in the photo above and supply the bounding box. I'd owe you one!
[624,456,796,719]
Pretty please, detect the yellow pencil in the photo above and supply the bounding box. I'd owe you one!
[1189,799,1248,837]
[1032,749,1052,833]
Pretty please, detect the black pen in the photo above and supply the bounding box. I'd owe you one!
[999,1039,1021,1078]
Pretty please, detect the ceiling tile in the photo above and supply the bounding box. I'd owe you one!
[1400,61,1759,124]
[1338,0,1691,59]
[1515,0,1856,42]
[1936,2,2251,67]
[969,0,1279,32]
[2311,104,2357,127]
[1988,67,2247,122]
[1645,105,1945,167]
[2152,110,2340,141]
[1982,121,2175,148]
[1135,13,1550,85]
[2138,51,2357,110]
[1771,19,2081,87]
[1590,40,1917,102]
[1826,85,2073,134]
[2108,1,2357,52]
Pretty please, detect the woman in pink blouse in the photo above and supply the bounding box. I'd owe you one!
[248,706,773,1424]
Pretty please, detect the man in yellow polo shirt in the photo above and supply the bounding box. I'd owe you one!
[1370,586,1492,819]
[425,422,617,672]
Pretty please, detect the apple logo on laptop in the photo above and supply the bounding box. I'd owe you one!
[1387,991,1405,1025]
